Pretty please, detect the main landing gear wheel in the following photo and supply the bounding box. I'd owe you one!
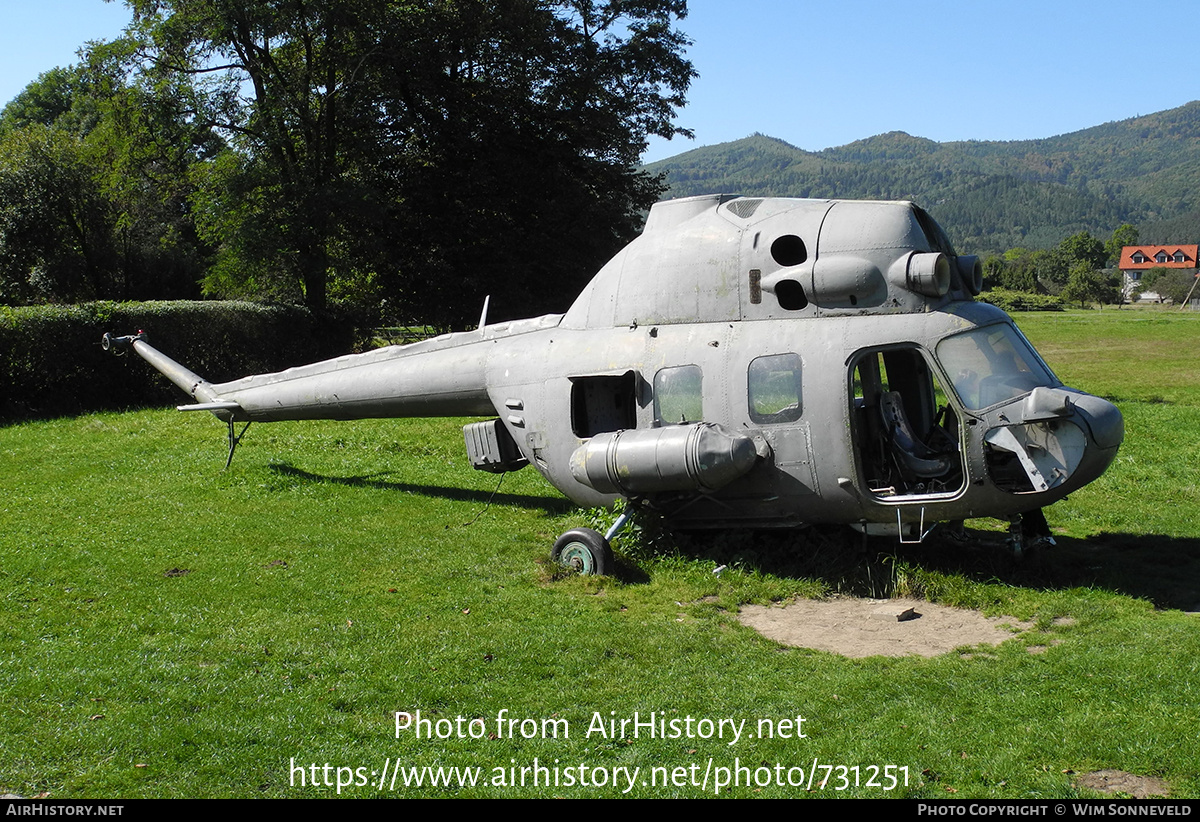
[551,528,614,576]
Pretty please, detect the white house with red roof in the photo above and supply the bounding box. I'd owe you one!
[1119,244,1199,301]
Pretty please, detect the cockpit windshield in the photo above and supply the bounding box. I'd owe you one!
[936,323,1058,410]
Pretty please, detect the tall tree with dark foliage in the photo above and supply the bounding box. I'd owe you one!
[125,0,695,324]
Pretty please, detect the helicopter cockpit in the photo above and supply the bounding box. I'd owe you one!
[851,320,1065,502]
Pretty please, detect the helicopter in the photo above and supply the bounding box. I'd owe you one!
[103,194,1123,573]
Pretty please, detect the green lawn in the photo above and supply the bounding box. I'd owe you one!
[1,308,1197,798]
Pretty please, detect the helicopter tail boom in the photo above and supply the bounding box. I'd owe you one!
[103,331,497,424]
[102,332,232,417]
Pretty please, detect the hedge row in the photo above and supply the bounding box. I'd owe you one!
[978,289,1064,312]
[0,301,354,420]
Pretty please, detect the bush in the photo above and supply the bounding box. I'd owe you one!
[978,289,1064,312]
[0,301,354,420]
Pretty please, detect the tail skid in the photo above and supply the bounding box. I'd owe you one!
[103,332,251,467]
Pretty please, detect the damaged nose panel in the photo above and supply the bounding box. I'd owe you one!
[985,420,1087,492]
[986,389,1123,494]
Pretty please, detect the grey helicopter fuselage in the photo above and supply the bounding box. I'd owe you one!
[106,194,1123,544]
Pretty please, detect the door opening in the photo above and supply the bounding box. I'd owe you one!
[851,348,964,498]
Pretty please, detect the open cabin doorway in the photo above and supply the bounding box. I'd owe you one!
[851,347,965,499]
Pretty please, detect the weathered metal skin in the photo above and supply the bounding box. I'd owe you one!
[106,195,1123,545]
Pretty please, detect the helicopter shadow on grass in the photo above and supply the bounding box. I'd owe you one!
[261,465,1200,609]
[268,462,575,515]
[643,522,1200,612]
[890,527,1200,612]
[995,530,1200,612]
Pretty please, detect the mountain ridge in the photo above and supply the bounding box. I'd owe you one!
[646,102,1200,254]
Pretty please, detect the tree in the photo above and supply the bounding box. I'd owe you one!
[1058,230,1107,272]
[983,253,1039,292]
[123,0,696,322]
[0,66,97,137]
[0,54,218,304]
[981,254,1006,288]
[1105,223,1138,265]
[1134,266,1169,302]
[0,125,113,303]
[1142,267,1199,304]
[1061,262,1118,309]
[1030,248,1068,293]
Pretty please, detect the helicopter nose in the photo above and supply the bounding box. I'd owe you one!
[1055,392,1123,494]
[1070,393,1124,450]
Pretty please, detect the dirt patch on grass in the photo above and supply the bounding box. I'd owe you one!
[1073,769,1169,798]
[738,597,1033,658]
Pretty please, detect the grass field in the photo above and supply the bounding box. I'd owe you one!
[1,308,1198,798]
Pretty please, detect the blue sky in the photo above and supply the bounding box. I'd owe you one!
[0,1,133,105]
[3,0,1197,163]
[643,0,1200,161]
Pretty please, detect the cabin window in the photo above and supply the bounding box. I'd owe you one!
[654,365,702,425]
[748,354,802,424]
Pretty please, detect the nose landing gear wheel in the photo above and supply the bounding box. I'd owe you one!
[551,528,614,576]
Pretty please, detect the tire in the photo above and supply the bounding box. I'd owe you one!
[551,528,614,576]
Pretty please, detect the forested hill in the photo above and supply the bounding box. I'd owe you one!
[646,102,1200,254]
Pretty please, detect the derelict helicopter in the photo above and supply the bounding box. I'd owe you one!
[104,194,1124,573]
